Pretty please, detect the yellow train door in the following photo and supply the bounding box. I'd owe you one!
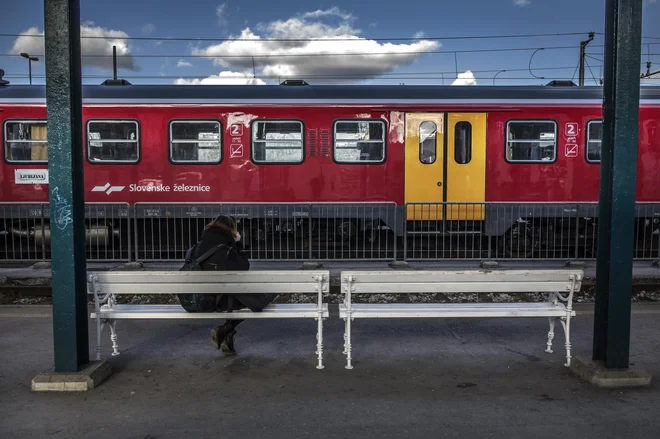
[405,113,445,220]
[446,113,487,220]
[405,112,486,221]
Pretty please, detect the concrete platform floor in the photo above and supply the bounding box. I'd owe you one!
[1,303,659,438]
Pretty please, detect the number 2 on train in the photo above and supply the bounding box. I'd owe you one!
[230,124,243,136]
[565,123,578,137]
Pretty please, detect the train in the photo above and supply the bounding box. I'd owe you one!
[1,81,659,260]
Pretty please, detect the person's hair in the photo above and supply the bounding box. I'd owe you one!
[207,215,237,233]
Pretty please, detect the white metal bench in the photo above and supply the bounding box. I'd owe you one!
[88,270,330,369]
[339,269,583,369]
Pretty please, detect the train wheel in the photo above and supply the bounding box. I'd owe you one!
[501,222,535,258]
[336,220,356,242]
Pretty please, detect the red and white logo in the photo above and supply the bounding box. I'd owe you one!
[230,144,243,158]
[565,144,578,158]
[92,183,125,195]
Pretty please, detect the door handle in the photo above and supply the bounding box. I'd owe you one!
[437,182,443,187]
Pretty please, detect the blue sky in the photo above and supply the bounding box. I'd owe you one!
[1,0,659,85]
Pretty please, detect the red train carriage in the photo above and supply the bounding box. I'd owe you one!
[1,83,659,260]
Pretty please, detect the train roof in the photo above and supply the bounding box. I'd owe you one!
[1,84,660,104]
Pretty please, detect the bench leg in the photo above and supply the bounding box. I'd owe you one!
[545,318,556,354]
[109,320,120,357]
[344,317,353,370]
[96,320,106,361]
[315,316,325,370]
[560,316,572,368]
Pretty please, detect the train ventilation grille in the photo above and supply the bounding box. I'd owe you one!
[320,129,330,156]
[308,129,318,156]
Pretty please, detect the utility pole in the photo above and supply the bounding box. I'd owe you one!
[579,32,596,86]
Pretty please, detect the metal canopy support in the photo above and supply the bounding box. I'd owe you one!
[593,0,643,369]
[44,0,88,372]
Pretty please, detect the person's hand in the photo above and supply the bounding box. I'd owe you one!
[233,230,241,242]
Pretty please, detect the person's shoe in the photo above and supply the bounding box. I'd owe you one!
[220,330,237,356]
[211,325,231,350]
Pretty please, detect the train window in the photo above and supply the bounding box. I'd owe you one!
[251,120,304,163]
[333,120,386,163]
[169,120,222,164]
[505,121,557,163]
[3,120,48,163]
[87,120,139,163]
[419,121,436,164]
[454,121,472,164]
[586,120,602,163]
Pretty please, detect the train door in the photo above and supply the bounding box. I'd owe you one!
[446,113,487,221]
[405,113,445,220]
[405,112,487,221]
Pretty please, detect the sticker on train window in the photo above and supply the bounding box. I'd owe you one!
[505,121,557,163]
[3,120,48,163]
[333,120,386,164]
[87,120,140,163]
[251,120,304,164]
[169,120,222,164]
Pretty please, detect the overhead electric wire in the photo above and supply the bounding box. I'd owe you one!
[0,31,596,43]
[0,44,606,59]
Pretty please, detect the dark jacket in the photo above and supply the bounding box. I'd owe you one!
[193,226,249,272]
[193,226,274,312]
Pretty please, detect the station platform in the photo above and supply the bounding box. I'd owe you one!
[1,303,659,438]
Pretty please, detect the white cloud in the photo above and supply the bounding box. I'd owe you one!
[175,71,266,85]
[452,70,477,86]
[9,24,138,71]
[189,10,439,83]
[216,3,228,27]
[301,7,353,21]
[413,31,425,39]
[142,23,155,35]
[514,0,531,6]
[177,60,193,68]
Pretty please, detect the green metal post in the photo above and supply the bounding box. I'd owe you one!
[44,0,89,372]
[593,0,643,369]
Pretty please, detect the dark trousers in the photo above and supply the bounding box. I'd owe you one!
[216,293,278,329]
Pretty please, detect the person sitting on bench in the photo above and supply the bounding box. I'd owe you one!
[188,215,277,355]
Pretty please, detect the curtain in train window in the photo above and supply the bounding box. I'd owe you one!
[333,120,386,163]
[87,120,139,163]
[586,121,602,163]
[4,121,48,163]
[506,121,557,162]
[419,121,437,164]
[170,121,222,163]
[252,120,304,163]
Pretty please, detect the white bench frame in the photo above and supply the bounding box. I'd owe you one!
[339,269,583,370]
[89,270,330,369]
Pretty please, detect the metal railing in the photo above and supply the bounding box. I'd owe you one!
[133,202,397,262]
[404,202,660,262]
[0,202,131,262]
[1,201,657,264]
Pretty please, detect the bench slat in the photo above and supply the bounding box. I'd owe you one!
[345,270,583,284]
[90,271,327,284]
[350,281,577,294]
[92,303,329,319]
[95,282,320,295]
[339,303,574,318]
